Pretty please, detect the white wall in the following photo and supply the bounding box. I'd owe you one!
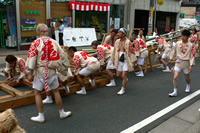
[134,0,180,13]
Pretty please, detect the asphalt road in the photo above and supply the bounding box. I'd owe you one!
[1,58,200,133]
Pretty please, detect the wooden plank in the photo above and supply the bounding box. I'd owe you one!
[0,84,24,96]
[22,79,33,87]
[0,90,34,100]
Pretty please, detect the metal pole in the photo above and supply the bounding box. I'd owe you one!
[154,0,157,32]
[107,10,110,33]
[15,0,21,51]
[72,9,75,28]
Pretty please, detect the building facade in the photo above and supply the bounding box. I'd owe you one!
[0,0,181,50]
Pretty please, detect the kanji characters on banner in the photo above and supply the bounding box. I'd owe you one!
[69,1,110,12]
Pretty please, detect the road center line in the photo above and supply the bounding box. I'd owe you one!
[121,90,200,133]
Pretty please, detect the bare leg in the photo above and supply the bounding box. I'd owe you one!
[184,74,191,84]
[52,88,63,110]
[116,71,122,80]
[106,69,114,80]
[122,71,128,88]
[160,58,168,67]
[173,71,179,89]
[138,65,143,72]
[34,90,43,113]
[76,74,84,87]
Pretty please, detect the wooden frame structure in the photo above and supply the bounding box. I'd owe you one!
[0,74,109,112]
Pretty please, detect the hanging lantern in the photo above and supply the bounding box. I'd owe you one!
[157,0,164,6]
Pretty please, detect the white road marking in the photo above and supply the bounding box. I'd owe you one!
[121,90,200,133]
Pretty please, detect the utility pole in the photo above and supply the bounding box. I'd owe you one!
[148,0,154,35]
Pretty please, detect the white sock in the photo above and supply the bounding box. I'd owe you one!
[111,79,115,83]
[185,84,190,92]
[166,66,169,70]
[59,109,65,114]
[81,87,86,91]
[38,112,44,118]
[46,96,52,100]
[173,88,177,94]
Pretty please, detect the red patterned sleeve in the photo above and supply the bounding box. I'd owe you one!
[134,40,140,52]
[190,35,197,43]
[190,44,195,66]
[129,41,135,55]
[19,59,26,74]
[73,55,81,72]
[97,47,105,65]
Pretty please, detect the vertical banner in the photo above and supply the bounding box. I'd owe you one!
[148,7,154,35]
[165,16,170,32]
[7,5,17,35]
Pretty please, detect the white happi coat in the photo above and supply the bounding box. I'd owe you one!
[73,52,99,75]
[111,38,137,72]
[5,57,26,79]
[104,35,119,46]
[169,40,195,69]
[190,34,198,46]
[26,37,70,79]
[134,38,148,58]
[157,38,171,55]
[97,44,114,66]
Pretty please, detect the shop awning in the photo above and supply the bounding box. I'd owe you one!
[69,1,110,12]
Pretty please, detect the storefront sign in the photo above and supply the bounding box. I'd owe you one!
[63,28,97,47]
[165,16,170,32]
[21,19,36,25]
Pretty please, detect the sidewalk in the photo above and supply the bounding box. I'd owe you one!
[149,100,200,133]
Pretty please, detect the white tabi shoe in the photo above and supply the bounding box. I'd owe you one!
[162,67,170,72]
[89,79,95,87]
[198,108,200,112]
[64,86,70,93]
[135,71,140,75]
[117,88,125,95]
[136,72,144,77]
[168,92,177,97]
[106,81,116,87]
[157,64,164,69]
[76,89,87,95]
[30,114,45,123]
[42,97,53,104]
[185,84,190,93]
[60,111,72,119]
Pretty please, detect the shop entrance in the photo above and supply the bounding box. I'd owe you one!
[75,11,107,41]
[0,0,17,49]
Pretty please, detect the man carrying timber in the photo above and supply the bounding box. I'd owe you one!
[132,32,148,77]
[111,28,137,95]
[26,23,71,123]
[68,47,100,95]
[91,41,116,86]
[104,29,119,46]
[156,36,171,72]
[3,55,26,84]
[168,30,195,97]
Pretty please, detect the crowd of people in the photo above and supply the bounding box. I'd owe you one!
[2,23,198,123]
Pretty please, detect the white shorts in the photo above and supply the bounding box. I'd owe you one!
[79,68,92,77]
[33,75,59,91]
[106,60,115,70]
[117,61,128,72]
[174,66,190,74]
[161,53,168,59]
[137,57,145,65]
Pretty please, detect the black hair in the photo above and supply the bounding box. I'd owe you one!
[132,32,138,36]
[68,46,77,52]
[59,20,63,24]
[111,29,118,34]
[139,29,143,31]
[5,55,17,63]
[192,28,197,33]
[182,30,191,36]
[91,40,99,46]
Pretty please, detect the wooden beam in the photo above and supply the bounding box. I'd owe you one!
[22,79,33,87]
[0,83,24,96]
